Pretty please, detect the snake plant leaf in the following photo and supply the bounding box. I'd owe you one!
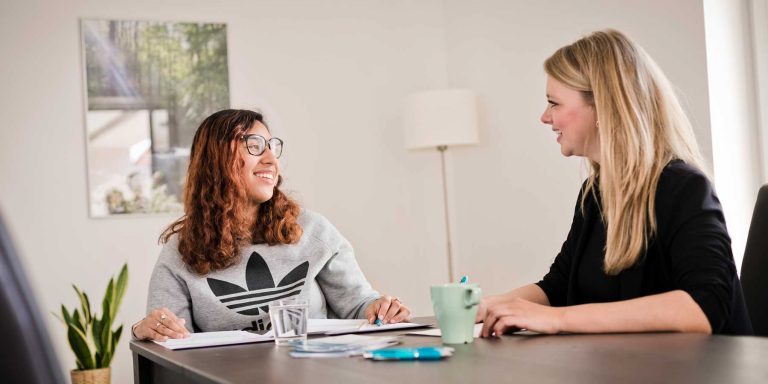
[67,326,94,370]
[102,278,114,324]
[60,305,72,326]
[91,315,104,354]
[113,263,128,319]
[73,285,92,326]
[100,312,112,365]
[113,325,123,350]
[71,309,86,334]
[99,350,112,368]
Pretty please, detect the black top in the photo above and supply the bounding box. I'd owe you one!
[576,210,621,303]
[536,160,753,335]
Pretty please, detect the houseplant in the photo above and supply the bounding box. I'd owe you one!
[57,263,128,384]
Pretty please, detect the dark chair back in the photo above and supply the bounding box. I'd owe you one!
[0,211,65,383]
[742,184,768,336]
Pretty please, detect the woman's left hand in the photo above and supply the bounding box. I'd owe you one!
[364,295,411,324]
[480,297,565,337]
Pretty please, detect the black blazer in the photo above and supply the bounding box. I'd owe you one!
[537,160,752,335]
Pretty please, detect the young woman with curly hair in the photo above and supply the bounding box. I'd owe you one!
[131,109,410,341]
[477,30,752,336]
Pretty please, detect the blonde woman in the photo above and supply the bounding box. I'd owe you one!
[478,30,752,336]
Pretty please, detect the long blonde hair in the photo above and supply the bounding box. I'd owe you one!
[544,29,707,275]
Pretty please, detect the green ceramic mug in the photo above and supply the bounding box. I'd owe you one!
[430,283,482,344]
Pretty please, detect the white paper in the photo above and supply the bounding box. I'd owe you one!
[408,324,539,337]
[307,319,366,334]
[311,319,428,335]
[408,323,483,338]
[154,330,274,350]
[153,319,429,350]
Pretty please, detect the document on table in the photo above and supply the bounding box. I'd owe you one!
[407,324,538,337]
[154,330,274,350]
[407,323,483,338]
[153,319,428,350]
[308,319,429,335]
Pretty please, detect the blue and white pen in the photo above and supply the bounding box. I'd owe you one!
[364,347,455,361]
[459,276,469,284]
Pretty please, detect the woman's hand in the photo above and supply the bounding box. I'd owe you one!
[476,293,508,323]
[132,307,191,341]
[480,297,564,337]
[364,295,411,324]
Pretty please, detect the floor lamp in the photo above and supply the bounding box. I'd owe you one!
[404,89,479,282]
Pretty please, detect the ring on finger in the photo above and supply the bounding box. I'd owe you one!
[155,321,162,329]
[160,313,167,324]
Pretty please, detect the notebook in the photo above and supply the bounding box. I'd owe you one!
[154,330,274,350]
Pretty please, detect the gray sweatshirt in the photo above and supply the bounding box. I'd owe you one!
[146,209,380,334]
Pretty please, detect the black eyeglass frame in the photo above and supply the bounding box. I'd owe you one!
[240,134,284,158]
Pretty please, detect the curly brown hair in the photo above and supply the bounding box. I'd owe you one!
[160,109,303,275]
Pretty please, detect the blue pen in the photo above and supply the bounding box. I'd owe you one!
[375,318,383,326]
[459,276,468,284]
[364,347,454,361]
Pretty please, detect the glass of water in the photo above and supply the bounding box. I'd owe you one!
[268,298,309,346]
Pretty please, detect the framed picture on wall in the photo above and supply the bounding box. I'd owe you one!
[80,19,230,217]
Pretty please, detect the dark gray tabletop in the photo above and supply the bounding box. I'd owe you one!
[130,317,768,384]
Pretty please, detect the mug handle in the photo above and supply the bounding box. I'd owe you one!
[464,287,481,308]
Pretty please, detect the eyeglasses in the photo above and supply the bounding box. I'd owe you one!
[240,134,284,158]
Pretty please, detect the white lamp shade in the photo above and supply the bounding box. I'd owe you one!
[404,89,479,149]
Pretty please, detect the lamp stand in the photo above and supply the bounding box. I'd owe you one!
[437,145,456,282]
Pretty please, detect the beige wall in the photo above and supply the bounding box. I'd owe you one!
[0,1,710,383]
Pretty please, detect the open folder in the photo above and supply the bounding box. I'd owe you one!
[154,319,429,350]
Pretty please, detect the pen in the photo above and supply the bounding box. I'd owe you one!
[364,347,454,361]
[459,276,468,284]
[375,318,383,326]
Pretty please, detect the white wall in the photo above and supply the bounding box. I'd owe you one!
[752,0,768,184]
[0,1,712,383]
[441,0,712,296]
[704,0,765,270]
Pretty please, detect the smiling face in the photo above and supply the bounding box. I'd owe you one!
[540,76,600,162]
[238,121,279,205]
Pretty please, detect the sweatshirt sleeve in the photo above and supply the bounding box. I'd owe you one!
[146,241,195,330]
[536,187,585,307]
[658,169,737,333]
[313,219,380,320]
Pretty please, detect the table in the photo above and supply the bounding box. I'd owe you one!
[131,317,768,383]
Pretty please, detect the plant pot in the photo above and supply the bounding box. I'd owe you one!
[70,367,111,384]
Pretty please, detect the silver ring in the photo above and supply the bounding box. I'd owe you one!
[160,313,167,324]
[155,321,162,329]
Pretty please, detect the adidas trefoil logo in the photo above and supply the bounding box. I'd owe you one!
[207,251,309,316]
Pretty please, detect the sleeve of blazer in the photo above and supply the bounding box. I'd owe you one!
[656,166,737,333]
[536,186,587,307]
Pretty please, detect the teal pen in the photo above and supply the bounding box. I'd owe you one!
[375,318,383,326]
[459,276,468,284]
[364,347,453,361]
